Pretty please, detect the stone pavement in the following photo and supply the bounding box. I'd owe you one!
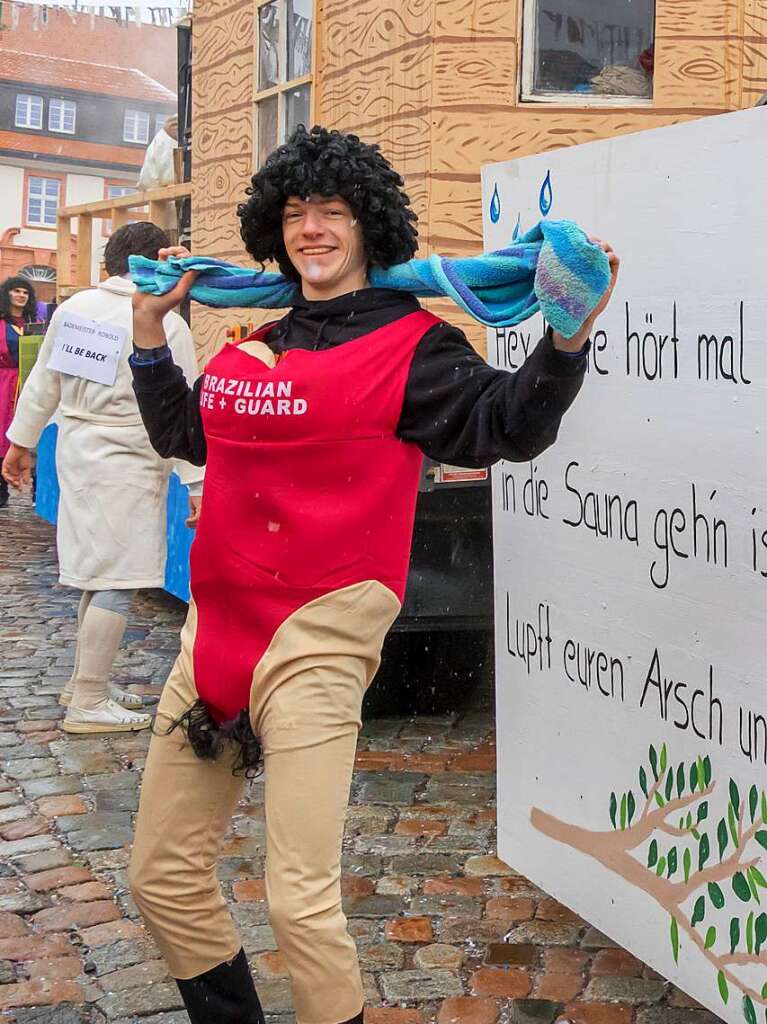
[0,495,723,1024]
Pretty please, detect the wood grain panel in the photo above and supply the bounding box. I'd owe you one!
[194,8,253,66]
[191,0,254,360]
[322,42,433,119]
[428,107,709,173]
[434,0,520,37]
[194,115,253,168]
[655,0,738,36]
[654,39,735,108]
[431,40,517,107]
[428,176,483,257]
[742,2,767,102]
[194,54,254,116]
[321,0,433,73]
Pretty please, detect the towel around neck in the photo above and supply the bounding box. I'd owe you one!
[130,219,610,339]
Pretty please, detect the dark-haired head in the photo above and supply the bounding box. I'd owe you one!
[103,221,170,277]
[0,276,38,322]
[237,125,418,283]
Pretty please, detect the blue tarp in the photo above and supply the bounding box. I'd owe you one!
[34,423,193,602]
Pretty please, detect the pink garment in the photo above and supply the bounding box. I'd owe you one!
[0,321,20,459]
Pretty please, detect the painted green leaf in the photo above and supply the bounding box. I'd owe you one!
[698,756,707,792]
[730,803,740,848]
[648,839,658,868]
[731,778,741,813]
[761,981,767,1000]
[734,872,752,903]
[708,883,725,910]
[717,970,729,1005]
[755,831,767,852]
[751,785,759,823]
[718,819,729,859]
[762,790,767,824]
[655,792,665,809]
[639,766,648,798]
[620,793,627,831]
[660,743,668,774]
[692,827,701,842]
[610,792,617,829]
[747,867,761,905]
[754,912,767,954]
[703,755,712,785]
[690,762,698,792]
[649,744,658,780]
[730,916,740,954]
[698,833,710,871]
[697,801,709,823]
[656,855,667,877]
[686,812,693,830]
[627,790,636,826]
[670,916,679,963]
[747,911,755,954]
[704,925,716,949]
[743,994,757,1024]
[752,866,767,889]
[691,895,706,927]
[683,847,691,883]
[668,847,678,877]
[677,763,685,798]
[665,771,674,802]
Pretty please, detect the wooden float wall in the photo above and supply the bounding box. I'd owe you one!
[191,0,767,361]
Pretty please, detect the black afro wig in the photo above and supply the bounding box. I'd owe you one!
[238,124,419,281]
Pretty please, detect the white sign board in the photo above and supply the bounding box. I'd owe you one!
[483,107,767,1023]
[47,312,125,386]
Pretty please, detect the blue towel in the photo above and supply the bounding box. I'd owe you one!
[130,219,610,338]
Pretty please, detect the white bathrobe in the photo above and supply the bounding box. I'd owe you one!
[7,276,203,591]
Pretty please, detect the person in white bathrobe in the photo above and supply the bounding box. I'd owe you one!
[2,222,203,735]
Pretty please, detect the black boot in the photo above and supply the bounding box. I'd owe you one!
[0,477,8,509]
[339,1014,364,1024]
[176,948,265,1024]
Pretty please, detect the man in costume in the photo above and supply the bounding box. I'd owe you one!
[127,126,619,1024]
[2,222,202,734]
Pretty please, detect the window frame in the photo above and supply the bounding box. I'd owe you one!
[519,0,655,107]
[48,97,77,135]
[123,108,151,144]
[254,0,316,170]
[15,93,44,130]
[24,171,65,230]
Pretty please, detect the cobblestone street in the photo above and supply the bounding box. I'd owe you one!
[0,497,723,1024]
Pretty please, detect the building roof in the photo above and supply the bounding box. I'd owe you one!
[0,129,144,171]
[0,49,176,104]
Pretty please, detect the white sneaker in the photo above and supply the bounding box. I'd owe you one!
[63,698,151,735]
[59,684,144,710]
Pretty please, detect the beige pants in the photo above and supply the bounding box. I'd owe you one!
[129,581,399,1024]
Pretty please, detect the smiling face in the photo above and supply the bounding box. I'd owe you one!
[9,287,29,313]
[281,194,368,301]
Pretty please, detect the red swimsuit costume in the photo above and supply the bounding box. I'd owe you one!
[189,309,440,726]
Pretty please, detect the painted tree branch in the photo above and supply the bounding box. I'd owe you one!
[530,803,767,1011]
[673,900,767,1008]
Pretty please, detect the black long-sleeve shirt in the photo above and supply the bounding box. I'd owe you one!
[130,288,587,469]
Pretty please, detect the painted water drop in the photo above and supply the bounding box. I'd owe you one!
[489,183,501,224]
[539,169,553,216]
[511,212,521,240]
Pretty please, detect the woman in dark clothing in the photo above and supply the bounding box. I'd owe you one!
[0,276,37,508]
